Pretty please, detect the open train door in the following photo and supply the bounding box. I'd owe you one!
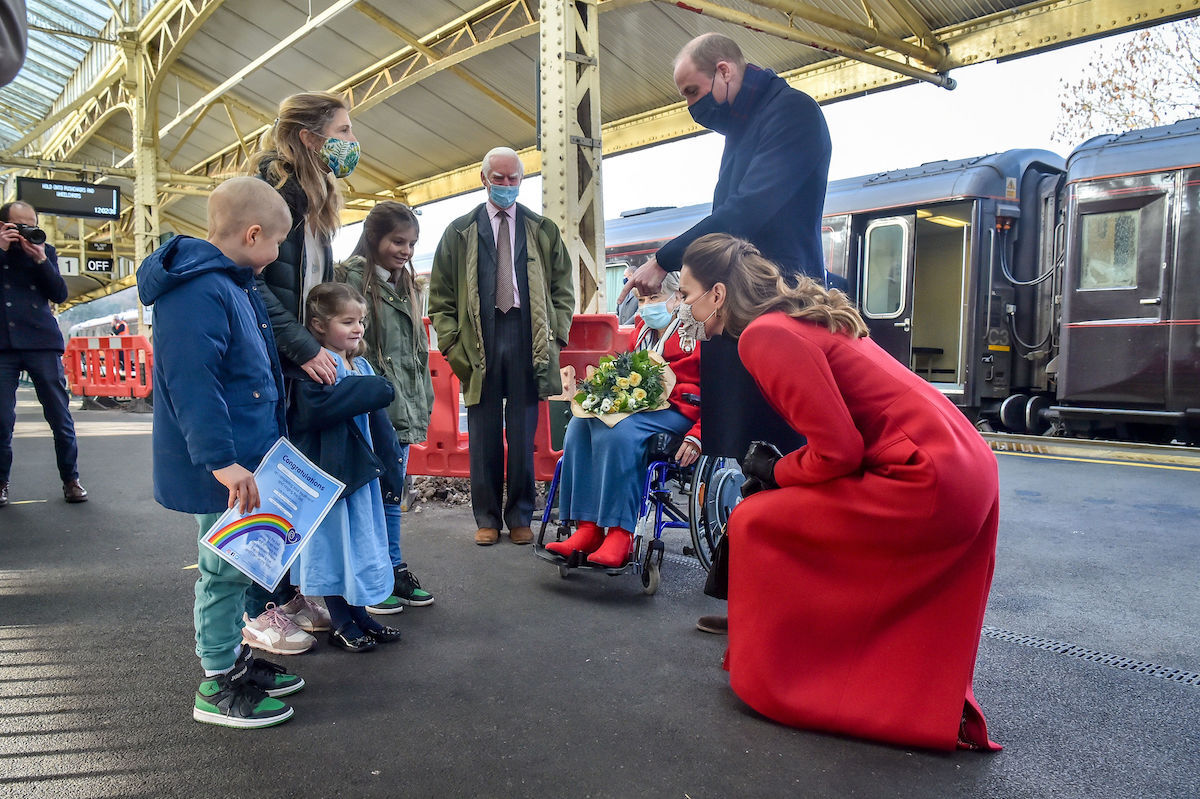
[859,215,916,367]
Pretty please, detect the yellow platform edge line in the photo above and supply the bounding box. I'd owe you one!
[994,450,1200,472]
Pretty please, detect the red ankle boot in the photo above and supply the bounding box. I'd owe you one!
[586,527,633,568]
[545,521,606,557]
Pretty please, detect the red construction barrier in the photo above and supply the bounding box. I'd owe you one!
[63,335,153,399]
[408,314,626,481]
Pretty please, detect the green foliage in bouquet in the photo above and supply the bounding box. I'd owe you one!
[574,349,668,415]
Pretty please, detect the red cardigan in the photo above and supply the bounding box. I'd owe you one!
[629,319,701,442]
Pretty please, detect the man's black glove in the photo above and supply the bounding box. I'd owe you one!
[740,440,782,498]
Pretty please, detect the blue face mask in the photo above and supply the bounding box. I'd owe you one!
[488,183,520,208]
[638,301,673,330]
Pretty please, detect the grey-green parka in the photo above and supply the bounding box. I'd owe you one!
[341,256,434,444]
[428,204,574,407]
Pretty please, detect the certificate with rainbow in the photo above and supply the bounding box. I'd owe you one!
[201,437,345,590]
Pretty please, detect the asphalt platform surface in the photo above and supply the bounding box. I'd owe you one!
[1,389,1198,798]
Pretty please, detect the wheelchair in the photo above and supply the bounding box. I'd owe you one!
[534,431,744,593]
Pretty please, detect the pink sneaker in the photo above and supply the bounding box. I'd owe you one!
[278,591,332,633]
[241,604,315,655]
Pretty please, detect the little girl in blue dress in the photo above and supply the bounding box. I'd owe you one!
[289,282,406,652]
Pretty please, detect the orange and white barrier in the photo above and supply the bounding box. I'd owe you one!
[408,314,625,480]
[62,334,153,399]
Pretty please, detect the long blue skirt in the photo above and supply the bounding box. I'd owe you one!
[558,408,691,533]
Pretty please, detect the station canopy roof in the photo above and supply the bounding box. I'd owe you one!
[0,0,1194,304]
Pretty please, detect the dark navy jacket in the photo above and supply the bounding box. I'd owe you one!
[138,236,287,514]
[286,365,404,501]
[0,243,68,351]
[656,67,831,280]
[254,159,334,371]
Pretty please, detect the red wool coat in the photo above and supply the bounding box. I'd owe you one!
[725,312,1001,751]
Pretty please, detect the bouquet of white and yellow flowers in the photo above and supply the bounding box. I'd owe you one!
[571,350,675,427]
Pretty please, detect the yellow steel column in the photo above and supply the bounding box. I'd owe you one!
[539,0,605,313]
[119,19,159,332]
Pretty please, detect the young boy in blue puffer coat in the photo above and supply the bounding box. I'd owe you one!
[138,177,305,729]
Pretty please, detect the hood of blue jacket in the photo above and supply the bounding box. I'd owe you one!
[137,235,254,305]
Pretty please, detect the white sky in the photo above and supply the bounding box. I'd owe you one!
[333,31,1135,263]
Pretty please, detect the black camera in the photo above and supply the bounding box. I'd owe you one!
[12,223,46,245]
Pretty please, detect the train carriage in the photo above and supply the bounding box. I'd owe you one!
[820,149,1065,424]
[1054,118,1200,441]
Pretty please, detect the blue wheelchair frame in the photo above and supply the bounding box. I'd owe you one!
[534,447,693,595]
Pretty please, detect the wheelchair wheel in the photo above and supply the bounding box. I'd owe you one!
[688,455,744,571]
[641,539,663,595]
[641,561,660,595]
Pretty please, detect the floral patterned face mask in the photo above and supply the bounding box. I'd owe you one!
[677,289,716,344]
[319,137,360,178]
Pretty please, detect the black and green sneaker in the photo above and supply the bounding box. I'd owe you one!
[238,646,304,697]
[366,594,404,615]
[393,567,435,607]
[193,659,294,729]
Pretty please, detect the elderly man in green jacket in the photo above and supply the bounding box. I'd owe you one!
[429,147,575,546]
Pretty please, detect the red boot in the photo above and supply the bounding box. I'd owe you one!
[545,521,606,557]
[586,527,633,568]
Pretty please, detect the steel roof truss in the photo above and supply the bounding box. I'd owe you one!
[748,0,947,68]
[664,0,955,89]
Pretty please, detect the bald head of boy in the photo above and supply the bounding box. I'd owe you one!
[206,177,292,273]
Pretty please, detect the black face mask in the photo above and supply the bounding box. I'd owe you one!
[688,71,733,134]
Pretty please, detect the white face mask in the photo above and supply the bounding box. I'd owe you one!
[677,289,716,343]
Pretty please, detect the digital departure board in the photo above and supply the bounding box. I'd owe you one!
[15,177,120,220]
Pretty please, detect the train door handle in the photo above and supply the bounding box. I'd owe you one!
[893,317,911,331]
[1139,297,1162,306]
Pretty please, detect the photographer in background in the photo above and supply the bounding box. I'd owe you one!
[0,201,87,507]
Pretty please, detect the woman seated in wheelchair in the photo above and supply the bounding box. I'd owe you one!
[545,271,701,567]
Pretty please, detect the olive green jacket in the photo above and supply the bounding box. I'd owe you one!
[428,204,575,407]
[341,257,434,444]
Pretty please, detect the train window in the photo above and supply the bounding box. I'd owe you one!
[605,262,629,313]
[1079,210,1139,290]
[863,220,907,318]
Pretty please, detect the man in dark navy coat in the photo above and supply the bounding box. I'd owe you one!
[0,201,87,507]
[621,32,832,462]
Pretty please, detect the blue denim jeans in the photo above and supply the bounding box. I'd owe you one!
[383,444,410,568]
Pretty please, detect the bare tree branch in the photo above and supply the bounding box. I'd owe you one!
[1053,19,1200,147]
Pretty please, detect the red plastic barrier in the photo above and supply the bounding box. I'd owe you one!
[408,314,625,481]
[63,335,153,399]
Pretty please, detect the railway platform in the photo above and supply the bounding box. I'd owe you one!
[1,388,1198,798]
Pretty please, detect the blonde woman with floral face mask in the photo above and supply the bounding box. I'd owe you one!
[680,232,1002,753]
[240,91,361,650]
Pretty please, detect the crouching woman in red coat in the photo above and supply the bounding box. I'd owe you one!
[678,233,1001,752]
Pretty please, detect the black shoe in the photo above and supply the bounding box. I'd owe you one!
[236,646,304,697]
[0,482,7,507]
[63,479,88,503]
[363,625,403,644]
[328,625,377,652]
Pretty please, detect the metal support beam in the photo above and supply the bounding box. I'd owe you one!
[117,28,160,303]
[353,1,535,126]
[663,0,956,89]
[540,0,606,313]
[155,0,361,141]
[747,0,947,68]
